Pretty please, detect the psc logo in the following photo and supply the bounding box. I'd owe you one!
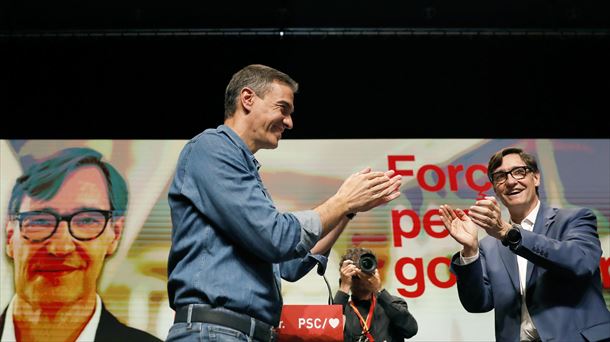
[298,317,341,329]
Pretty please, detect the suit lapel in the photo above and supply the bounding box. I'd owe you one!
[526,204,556,288]
[498,239,520,292]
[95,303,119,341]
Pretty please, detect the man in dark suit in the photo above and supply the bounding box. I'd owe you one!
[439,147,610,342]
[2,147,160,341]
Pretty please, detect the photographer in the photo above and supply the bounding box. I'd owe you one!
[333,248,418,342]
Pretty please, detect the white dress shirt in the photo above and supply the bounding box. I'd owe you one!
[1,294,103,342]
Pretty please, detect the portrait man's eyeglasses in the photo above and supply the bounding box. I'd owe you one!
[490,166,531,185]
[11,209,114,242]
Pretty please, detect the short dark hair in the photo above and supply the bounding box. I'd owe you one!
[224,64,298,119]
[339,247,376,270]
[8,147,128,216]
[488,147,539,195]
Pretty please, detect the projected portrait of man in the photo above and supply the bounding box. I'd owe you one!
[1,147,160,342]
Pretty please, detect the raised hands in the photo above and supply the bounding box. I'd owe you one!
[440,197,513,256]
[356,268,382,294]
[339,260,357,293]
[339,260,382,294]
[439,204,479,256]
[316,167,402,238]
[336,167,402,214]
[467,196,512,240]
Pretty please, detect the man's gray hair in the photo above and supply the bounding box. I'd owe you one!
[224,64,298,119]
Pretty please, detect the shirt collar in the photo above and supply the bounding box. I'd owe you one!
[2,294,103,342]
[77,294,103,342]
[217,124,261,170]
[512,200,540,232]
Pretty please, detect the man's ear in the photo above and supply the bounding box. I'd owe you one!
[106,216,124,256]
[533,171,541,187]
[6,221,15,259]
[240,87,256,113]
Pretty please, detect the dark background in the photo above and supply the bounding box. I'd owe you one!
[2,1,609,138]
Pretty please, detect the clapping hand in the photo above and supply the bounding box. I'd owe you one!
[439,204,479,256]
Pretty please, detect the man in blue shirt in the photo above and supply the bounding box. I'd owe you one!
[166,64,402,342]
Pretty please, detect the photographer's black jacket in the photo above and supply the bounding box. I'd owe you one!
[334,289,418,341]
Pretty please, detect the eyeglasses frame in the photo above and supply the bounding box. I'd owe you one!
[10,209,115,243]
[490,166,532,185]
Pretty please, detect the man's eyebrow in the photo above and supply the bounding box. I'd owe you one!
[27,206,108,214]
[277,100,294,112]
[494,165,528,173]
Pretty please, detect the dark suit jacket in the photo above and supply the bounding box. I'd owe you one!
[451,204,610,342]
[0,302,161,342]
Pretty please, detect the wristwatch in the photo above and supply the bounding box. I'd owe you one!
[502,224,522,249]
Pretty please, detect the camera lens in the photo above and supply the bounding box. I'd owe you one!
[358,253,377,274]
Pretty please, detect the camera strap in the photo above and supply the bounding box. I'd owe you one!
[349,293,376,342]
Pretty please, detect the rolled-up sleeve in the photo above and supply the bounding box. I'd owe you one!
[278,210,325,281]
[280,253,328,282]
[291,210,322,256]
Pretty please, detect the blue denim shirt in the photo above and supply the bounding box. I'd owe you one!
[167,125,327,326]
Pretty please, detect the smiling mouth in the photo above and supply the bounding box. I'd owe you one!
[33,266,81,274]
[506,189,523,196]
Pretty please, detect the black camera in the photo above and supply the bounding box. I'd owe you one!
[358,253,377,274]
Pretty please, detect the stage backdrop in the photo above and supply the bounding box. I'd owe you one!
[1,138,609,341]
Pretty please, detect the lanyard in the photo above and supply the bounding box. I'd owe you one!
[349,294,376,342]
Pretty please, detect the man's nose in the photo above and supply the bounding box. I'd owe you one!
[504,173,521,187]
[46,221,76,255]
[283,114,293,130]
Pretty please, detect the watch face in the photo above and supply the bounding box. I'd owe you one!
[508,227,521,243]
